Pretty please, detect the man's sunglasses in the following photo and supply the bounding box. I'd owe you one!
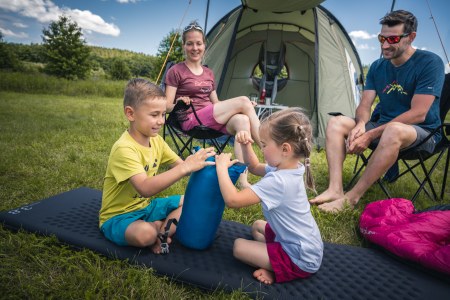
[378,33,410,44]
[183,24,203,33]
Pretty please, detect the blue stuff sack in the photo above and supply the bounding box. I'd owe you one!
[176,156,247,250]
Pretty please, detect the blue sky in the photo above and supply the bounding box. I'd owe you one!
[0,0,449,72]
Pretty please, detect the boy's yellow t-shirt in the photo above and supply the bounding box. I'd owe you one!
[99,130,179,227]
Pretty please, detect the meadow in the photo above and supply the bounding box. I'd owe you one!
[0,72,448,299]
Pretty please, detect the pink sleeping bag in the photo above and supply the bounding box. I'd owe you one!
[359,198,450,275]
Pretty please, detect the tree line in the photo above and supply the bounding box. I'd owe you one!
[0,15,183,81]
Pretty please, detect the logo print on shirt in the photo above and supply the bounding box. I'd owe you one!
[382,80,408,95]
[195,80,212,93]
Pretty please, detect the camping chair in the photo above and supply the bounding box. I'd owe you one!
[160,62,232,158]
[345,73,450,202]
[252,41,288,105]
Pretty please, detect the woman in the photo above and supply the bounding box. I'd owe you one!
[165,21,262,187]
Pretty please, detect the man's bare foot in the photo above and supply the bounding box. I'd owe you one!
[309,189,344,205]
[253,268,275,285]
[151,236,172,254]
[318,197,354,213]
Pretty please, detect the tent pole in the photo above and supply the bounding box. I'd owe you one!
[390,0,396,12]
[204,0,210,33]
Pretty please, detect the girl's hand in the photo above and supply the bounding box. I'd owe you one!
[215,153,239,170]
[182,147,215,173]
[235,130,254,145]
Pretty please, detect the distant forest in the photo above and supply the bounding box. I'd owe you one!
[1,42,159,80]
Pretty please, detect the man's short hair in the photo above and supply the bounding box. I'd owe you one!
[380,10,418,33]
[123,78,166,108]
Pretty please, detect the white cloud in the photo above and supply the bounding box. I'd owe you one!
[357,43,370,50]
[349,30,377,40]
[13,22,27,28]
[0,0,120,36]
[68,9,120,36]
[412,45,427,51]
[0,26,28,38]
[116,0,138,3]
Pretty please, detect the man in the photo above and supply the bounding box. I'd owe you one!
[310,10,445,212]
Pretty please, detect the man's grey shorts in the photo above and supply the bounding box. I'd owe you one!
[366,121,437,154]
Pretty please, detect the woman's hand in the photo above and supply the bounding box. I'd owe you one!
[177,96,191,105]
[215,153,239,170]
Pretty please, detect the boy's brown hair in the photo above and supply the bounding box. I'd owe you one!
[123,78,166,108]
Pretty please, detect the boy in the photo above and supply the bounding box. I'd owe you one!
[99,78,215,253]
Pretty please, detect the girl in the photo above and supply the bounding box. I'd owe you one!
[165,20,262,188]
[215,107,323,284]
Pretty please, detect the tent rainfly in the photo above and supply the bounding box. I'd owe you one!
[204,0,364,147]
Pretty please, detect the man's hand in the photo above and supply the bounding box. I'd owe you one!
[347,132,373,154]
[347,122,366,147]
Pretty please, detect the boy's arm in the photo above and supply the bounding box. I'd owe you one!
[130,148,215,197]
[215,153,260,208]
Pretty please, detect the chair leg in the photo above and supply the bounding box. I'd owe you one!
[411,151,446,202]
[441,148,450,200]
[353,156,360,174]
[377,178,392,199]
[345,152,372,191]
[167,126,183,158]
[401,160,434,200]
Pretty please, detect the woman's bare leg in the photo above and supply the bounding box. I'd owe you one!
[213,96,262,148]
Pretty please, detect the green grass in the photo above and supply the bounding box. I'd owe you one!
[0,70,126,98]
[0,91,449,299]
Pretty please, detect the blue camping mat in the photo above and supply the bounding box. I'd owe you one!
[1,187,449,299]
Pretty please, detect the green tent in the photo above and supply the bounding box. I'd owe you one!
[204,0,364,147]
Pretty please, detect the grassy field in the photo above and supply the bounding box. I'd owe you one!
[0,91,449,299]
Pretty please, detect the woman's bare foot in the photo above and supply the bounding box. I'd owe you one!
[253,268,275,285]
[309,189,344,205]
[318,197,354,213]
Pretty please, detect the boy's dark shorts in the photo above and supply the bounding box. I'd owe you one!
[100,195,181,246]
[366,122,437,154]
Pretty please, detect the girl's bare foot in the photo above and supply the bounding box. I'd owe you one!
[309,189,344,205]
[253,268,275,285]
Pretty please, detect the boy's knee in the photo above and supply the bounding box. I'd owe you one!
[127,223,158,247]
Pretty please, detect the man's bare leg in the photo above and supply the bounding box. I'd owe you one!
[319,122,417,212]
[310,116,356,204]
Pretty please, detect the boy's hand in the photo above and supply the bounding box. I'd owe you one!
[215,153,239,170]
[183,147,216,174]
[235,130,254,145]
